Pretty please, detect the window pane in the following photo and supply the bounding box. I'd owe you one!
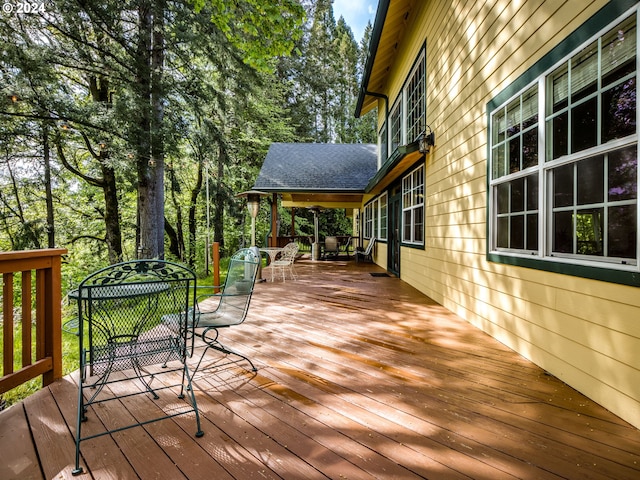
[497,183,509,214]
[511,215,525,249]
[522,86,538,128]
[526,174,539,210]
[571,97,597,152]
[493,109,506,144]
[602,77,636,143]
[414,185,423,205]
[522,128,538,169]
[549,111,568,160]
[391,102,402,151]
[509,137,521,173]
[414,207,424,242]
[492,145,506,179]
[507,98,521,136]
[609,204,637,258]
[602,17,636,87]
[577,155,604,205]
[527,213,539,250]
[609,145,638,201]
[379,123,388,162]
[550,66,569,112]
[403,211,411,241]
[497,217,509,248]
[553,163,574,208]
[576,208,604,256]
[571,40,598,102]
[553,210,573,253]
[511,177,524,213]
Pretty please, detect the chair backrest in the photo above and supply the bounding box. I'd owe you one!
[198,248,259,326]
[76,260,196,375]
[279,242,299,262]
[364,236,376,254]
[324,236,338,251]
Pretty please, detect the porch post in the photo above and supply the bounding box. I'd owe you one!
[270,193,278,247]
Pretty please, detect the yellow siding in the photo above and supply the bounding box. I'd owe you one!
[375,0,640,428]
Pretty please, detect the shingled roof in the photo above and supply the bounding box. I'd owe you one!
[254,143,378,192]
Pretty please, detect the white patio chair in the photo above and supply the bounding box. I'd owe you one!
[271,242,299,282]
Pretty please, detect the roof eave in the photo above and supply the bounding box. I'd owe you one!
[365,140,422,193]
[354,0,391,118]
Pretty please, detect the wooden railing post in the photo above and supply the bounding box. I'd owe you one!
[0,248,67,395]
[212,242,220,293]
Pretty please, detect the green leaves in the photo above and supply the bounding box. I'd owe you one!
[193,0,305,72]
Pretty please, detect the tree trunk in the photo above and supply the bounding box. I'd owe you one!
[164,216,181,259]
[135,0,158,259]
[102,160,123,263]
[42,122,55,248]
[151,0,165,258]
[213,142,226,252]
[187,160,204,268]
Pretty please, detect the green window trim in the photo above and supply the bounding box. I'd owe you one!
[486,0,640,287]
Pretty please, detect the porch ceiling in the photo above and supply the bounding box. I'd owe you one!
[281,192,363,210]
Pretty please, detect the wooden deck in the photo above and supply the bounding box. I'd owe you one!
[2,256,640,480]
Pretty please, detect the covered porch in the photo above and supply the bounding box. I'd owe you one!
[254,143,377,250]
[3,255,640,479]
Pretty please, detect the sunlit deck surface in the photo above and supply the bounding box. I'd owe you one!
[3,255,640,479]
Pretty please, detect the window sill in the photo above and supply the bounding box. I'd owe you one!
[487,251,640,287]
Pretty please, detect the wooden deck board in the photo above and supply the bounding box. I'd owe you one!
[2,256,640,479]
[0,402,43,480]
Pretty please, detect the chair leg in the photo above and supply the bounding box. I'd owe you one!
[289,264,297,280]
[180,362,204,437]
[196,327,257,372]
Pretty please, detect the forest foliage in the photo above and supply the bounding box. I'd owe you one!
[0,0,376,287]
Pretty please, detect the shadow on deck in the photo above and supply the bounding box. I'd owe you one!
[2,256,640,479]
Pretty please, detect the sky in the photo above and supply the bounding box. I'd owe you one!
[332,0,378,42]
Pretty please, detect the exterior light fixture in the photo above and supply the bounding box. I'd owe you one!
[237,190,268,246]
[418,126,435,154]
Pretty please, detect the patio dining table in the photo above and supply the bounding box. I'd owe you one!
[259,247,284,282]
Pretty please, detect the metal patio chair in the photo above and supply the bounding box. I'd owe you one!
[72,260,203,475]
[270,242,299,281]
[323,236,339,258]
[192,248,260,373]
[355,236,376,263]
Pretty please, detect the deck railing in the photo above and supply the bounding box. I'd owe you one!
[0,248,67,395]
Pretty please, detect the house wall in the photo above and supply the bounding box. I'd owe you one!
[372,0,640,428]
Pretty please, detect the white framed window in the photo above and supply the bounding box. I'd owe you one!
[364,193,389,241]
[364,202,373,238]
[378,122,388,168]
[378,47,426,162]
[379,192,388,241]
[489,8,638,275]
[389,99,402,153]
[402,165,424,245]
[405,50,426,143]
[372,198,379,237]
